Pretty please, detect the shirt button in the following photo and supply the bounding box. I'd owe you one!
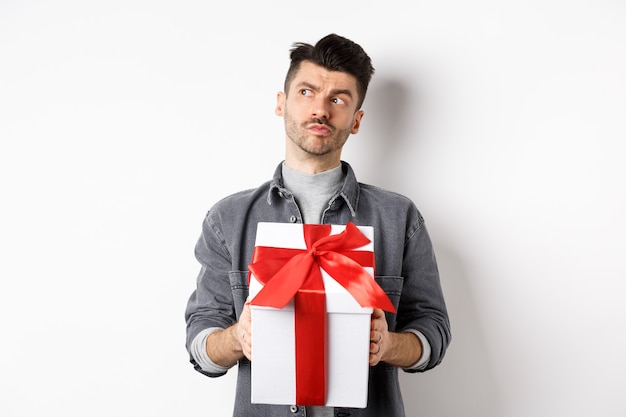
[289,405,298,413]
[289,215,297,223]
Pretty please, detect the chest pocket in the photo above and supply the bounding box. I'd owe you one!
[374,275,404,330]
[228,270,250,321]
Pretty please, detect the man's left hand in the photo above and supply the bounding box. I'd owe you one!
[369,308,389,366]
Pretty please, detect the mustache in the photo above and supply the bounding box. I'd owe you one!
[306,117,334,129]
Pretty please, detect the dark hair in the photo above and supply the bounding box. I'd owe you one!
[284,33,375,110]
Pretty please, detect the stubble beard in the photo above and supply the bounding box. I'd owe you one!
[284,110,351,156]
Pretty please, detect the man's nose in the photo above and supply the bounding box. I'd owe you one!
[310,96,330,119]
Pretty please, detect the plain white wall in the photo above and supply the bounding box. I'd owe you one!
[1,1,624,416]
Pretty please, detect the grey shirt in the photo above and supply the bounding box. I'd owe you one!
[281,163,344,224]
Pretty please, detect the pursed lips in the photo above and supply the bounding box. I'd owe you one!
[306,123,332,135]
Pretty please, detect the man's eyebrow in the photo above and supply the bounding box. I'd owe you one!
[332,88,354,99]
[296,81,321,93]
[296,81,354,99]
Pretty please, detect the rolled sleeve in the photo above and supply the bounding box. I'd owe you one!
[402,330,431,371]
[191,327,233,374]
[397,211,451,371]
[185,213,240,376]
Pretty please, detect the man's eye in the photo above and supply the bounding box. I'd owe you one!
[300,89,312,96]
[332,97,345,105]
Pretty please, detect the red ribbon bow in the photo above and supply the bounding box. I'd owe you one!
[248,222,395,405]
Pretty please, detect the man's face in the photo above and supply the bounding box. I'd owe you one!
[276,61,364,161]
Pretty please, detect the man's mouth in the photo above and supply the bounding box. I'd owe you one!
[305,119,333,135]
[307,124,331,135]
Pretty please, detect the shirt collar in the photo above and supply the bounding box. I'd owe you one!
[267,160,359,216]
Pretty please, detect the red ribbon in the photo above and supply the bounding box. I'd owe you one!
[248,222,395,405]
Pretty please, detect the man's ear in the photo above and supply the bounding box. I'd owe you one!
[351,109,364,134]
[275,92,286,116]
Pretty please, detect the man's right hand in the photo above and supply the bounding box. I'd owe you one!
[206,298,253,367]
[236,301,252,361]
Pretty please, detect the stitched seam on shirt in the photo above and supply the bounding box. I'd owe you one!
[405,212,425,246]
[375,276,403,296]
[228,271,249,290]
[206,213,230,258]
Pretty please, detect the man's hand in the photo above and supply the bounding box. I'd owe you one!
[369,308,388,366]
[206,299,252,367]
[369,308,423,368]
[236,301,252,360]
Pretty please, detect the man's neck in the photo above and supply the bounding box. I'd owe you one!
[284,152,341,175]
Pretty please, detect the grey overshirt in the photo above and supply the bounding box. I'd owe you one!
[185,161,451,417]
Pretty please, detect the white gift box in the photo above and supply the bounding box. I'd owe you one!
[249,222,375,408]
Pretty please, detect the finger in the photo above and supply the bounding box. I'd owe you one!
[369,340,381,354]
[370,329,378,342]
[369,346,381,366]
[240,329,252,360]
[371,308,385,321]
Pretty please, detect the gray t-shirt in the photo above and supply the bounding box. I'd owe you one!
[281,163,344,224]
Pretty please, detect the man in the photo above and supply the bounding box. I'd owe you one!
[185,33,451,417]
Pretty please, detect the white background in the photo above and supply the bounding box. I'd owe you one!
[1,1,625,416]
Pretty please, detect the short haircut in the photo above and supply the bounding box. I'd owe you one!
[284,34,375,110]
